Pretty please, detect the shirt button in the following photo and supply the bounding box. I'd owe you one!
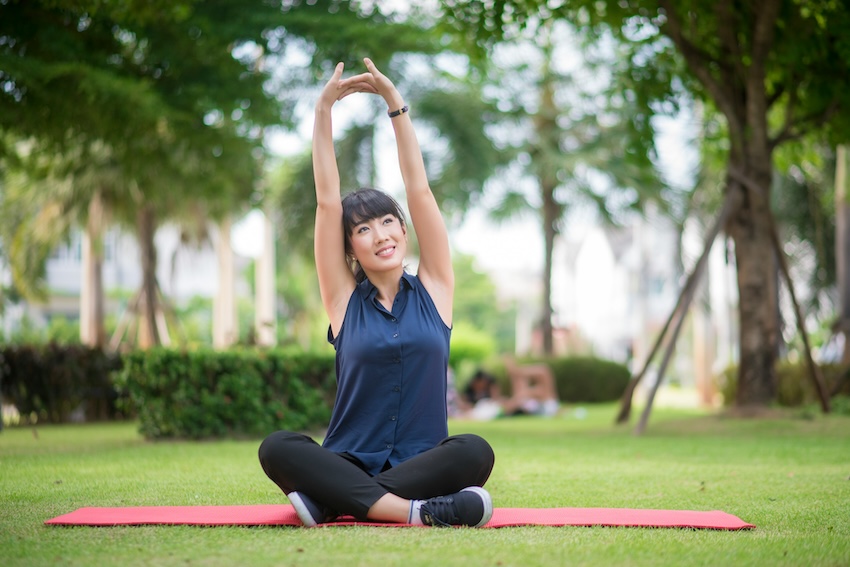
[391,318,397,322]
[386,444,392,449]
[392,333,398,338]
[393,386,400,392]
[390,416,397,421]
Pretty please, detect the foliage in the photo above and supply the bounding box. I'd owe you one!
[449,320,496,374]
[0,0,291,321]
[452,253,516,352]
[115,348,335,439]
[441,0,850,144]
[771,139,837,316]
[170,295,213,348]
[481,355,630,403]
[430,18,669,354]
[0,313,81,345]
[719,361,850,408]
[545,356,631,403]
[0,343,124,423]
[438,0,850,405]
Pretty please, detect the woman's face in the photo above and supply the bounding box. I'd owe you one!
[349,214,407,275]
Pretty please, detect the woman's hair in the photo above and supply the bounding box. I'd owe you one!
[341,188,407,283]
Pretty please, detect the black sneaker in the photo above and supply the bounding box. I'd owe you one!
[288,491,337,527]
[419,486,493,528]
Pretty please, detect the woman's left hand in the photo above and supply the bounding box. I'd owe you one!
[338,58,404,108]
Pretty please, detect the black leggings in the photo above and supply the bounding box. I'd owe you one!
[258,431,495,520]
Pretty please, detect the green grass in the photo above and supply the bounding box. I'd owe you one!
[2,404,849,566]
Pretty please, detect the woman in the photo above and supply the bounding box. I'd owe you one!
[258,58,495,527]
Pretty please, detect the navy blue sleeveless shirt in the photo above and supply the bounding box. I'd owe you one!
[322,272,451,475]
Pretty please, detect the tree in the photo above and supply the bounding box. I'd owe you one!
[441,0,850,408]
[1,0,285,347]
[0,139,127,347]
[443,21,668,355]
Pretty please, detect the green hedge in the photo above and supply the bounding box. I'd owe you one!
[0,343,124,423]
[481,355,631,403]
[546,356,631,403]
[115,348,336,439]
[719,361,850,407]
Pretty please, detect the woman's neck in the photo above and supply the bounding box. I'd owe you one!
[366,267,404,311]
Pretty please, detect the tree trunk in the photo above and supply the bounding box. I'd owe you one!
[652,0,790,409]
[540,187,557,355]
[80,191,105,347]
[254,208,277,347]
[835,145,850,364]
[726,170,780,408]
[213,216,237,349]
[137,204,160,349]
[535,54,559,356]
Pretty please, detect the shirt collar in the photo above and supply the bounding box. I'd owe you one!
[357,271,415,300]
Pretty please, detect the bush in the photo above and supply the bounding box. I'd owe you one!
[545,356,631,403]
[450,322,497,382]
[0,343,124,423]
[114,348,336,439]
[478,355,631,403]
[719,361,850,406]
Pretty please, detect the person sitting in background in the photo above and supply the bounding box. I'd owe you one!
[460,370,504,420]
[463,370,501,406]
[501,356,560,417]
[458,360,560,420]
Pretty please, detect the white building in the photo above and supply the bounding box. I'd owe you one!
[2,222,253,343]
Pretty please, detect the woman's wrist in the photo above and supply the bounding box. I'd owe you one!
[387,104,408,118]
[383,88,404,112]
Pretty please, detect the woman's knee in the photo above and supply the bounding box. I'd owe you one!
[258,430,314,464]
[448,433,495,467]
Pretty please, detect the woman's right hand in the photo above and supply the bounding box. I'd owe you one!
[317,61,380,111]
[336,58,403,110]
[316,62,345,111]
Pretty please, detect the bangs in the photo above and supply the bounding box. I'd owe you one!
[342,189,406,235]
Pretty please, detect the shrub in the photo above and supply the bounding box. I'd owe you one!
[114,348,336,439]
[449,322,496,370]
[545,356,631,403]
[0,343,124,423]
[719,361,850,406]
[477,355,631,403]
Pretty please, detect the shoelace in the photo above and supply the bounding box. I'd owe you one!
[419,495,459,527]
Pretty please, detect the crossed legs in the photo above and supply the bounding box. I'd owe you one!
[258,431,495,522]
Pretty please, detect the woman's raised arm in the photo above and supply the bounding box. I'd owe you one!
[313,62,357,335]
[344,58,454,324]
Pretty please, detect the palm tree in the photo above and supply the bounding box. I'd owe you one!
[0,139,129,347]
[480,23,668,355]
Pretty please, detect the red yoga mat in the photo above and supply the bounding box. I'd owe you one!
[45,505,754,530]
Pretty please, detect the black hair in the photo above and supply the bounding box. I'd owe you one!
[341,188,407,283]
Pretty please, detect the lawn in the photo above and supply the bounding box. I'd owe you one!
[2,403,848,566]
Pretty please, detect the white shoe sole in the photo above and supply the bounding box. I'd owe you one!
[461,486,493,528]
[288,491,318,527]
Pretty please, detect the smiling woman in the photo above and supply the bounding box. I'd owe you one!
[342,190,408,286]
[256,58,496,529]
